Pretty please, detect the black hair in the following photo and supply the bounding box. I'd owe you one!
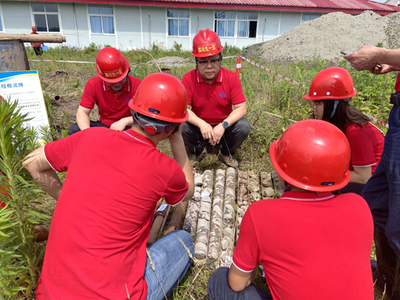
[318,99,370,133]
[131,111,179,134]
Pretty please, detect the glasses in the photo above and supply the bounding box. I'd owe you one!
[197,59,220,66]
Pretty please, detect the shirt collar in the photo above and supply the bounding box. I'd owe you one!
[196,67,223,84]
[280,191,335,202]
[123,129,155,147]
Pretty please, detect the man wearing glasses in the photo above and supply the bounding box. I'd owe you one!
[182,29,250,168]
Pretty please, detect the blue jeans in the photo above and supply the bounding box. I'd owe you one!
[207,267,272,300]
[362,104,400,260]
[182,118,250,156]
[144,230,194,300]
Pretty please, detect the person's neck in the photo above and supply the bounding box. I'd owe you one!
[131,125,163,146]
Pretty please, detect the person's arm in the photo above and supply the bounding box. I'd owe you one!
[228,264,255,292]
[212,103,247,146]
[344,46,400,73]
[76,106,92,131]
[187,108,214,144]
[168,124,194,201]
[23,146,63,200]
[110,116,133,131]
[350,166,372,184]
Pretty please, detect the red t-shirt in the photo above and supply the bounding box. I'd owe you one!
[36,128,188,299]
[395,73,400,92]
[182,67,246,125]
[233,191,374,300]
[80,75,141,127]
[345,123,384,174]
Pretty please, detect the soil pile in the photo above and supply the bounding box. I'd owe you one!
[244,10,400,65]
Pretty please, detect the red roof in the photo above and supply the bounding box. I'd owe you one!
[32,0,400,14]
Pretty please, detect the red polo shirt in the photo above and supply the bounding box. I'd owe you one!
[233,191,374,300]
[36,128,188,299]
[182,67,246,125]
[80,75,141,127]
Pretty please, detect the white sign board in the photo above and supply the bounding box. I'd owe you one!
[0,70,49,132]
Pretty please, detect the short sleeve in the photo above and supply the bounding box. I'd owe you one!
[164,163,189,206]
[44,131,85,172]
[79,78,97,110]
[232,206,259,272]
[346,127,376,167]
[182,73,193,106]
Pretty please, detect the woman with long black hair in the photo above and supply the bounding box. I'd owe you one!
[304,67,385,195]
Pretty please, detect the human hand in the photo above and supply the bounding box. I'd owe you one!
[199,122,214,143]
[110,119,127,131]
[371,64,392,75]
[211,123,225,146]
[344,45,381,72]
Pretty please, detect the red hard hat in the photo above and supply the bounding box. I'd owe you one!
[269,119,350,192]
[128,73,188,123]
[96,47,129,83]
[304,67,357,101]
[32,26,37,31]
[192,29,224,58]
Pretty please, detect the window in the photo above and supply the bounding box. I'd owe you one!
[0,16,3,32]
[302,13,322,22]
[32,3,60,32]
[215,11,258,38]
[167,9,189,36]
[237,12,258,38]
[215,11,235,37]
[88,6,114,34]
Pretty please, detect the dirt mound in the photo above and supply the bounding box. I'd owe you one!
[243,10,400,65]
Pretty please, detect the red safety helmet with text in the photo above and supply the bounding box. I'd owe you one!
[32,26,37,31]
[128,73,188,123]
[96,47,129,83]
[269,119,350,192]
[192,29,224,58]
[304,67,357,101]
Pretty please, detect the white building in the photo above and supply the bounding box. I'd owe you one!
[0,0,398,50]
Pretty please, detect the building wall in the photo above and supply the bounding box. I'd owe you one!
[0,1,307,51]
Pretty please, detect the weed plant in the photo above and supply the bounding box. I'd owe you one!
[22,45,394,299]
[0,100,51,299]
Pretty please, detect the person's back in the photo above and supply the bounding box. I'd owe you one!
[236,192,373,299]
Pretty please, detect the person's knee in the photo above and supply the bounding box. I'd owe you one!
[174,230,195,257]
[208,267,230,297]
[238,118,251,136]
[68,123,81,135]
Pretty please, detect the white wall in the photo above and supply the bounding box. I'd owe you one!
[0,1,306,51]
